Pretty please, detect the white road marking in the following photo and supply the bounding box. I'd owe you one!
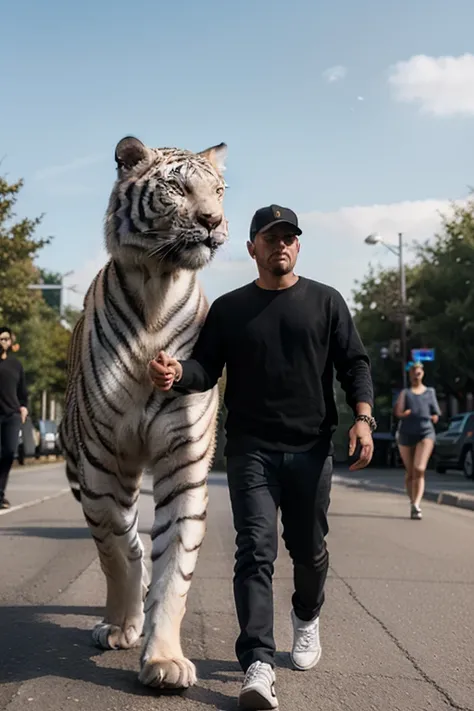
[0,488,70,517]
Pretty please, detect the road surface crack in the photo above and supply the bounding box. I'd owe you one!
[331,566,473,711]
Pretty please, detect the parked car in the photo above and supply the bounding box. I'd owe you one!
[434,411,474,479]
[35,419,61,457]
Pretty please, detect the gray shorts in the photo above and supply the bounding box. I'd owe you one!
[398,432,435,448]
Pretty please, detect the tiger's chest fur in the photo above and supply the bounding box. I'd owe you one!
[69,260,214,465]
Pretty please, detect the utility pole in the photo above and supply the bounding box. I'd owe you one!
[398,233,408,389]
[365,231,408,389]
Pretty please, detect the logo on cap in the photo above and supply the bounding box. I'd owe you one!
[275,210,281,217]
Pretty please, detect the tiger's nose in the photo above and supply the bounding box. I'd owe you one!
[197,213,223,232]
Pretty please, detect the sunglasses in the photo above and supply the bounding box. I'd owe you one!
[262,233,298,246]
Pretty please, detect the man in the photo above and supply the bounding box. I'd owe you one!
[149,205,375,710]
[0,327,28,509]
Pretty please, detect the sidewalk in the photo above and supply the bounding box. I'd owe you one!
[12,456,63,470]
[334,465,474,512]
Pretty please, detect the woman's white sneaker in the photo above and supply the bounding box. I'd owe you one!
[290,609,322,671]
[238,661,279,709]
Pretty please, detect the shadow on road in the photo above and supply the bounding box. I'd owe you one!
[0,604,239,709]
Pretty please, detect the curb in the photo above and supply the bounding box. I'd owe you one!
[332,475,474,513]
[436,490,474,511]
[11,460,64,475]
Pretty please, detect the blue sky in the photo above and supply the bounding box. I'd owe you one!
[2,0,474,309]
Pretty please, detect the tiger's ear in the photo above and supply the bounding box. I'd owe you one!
[115,136,150,170]
[198,142,227,175]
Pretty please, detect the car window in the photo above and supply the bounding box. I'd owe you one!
[447,416,468,434]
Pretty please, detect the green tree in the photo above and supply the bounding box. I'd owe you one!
[0,174,73,419]
[411,198,474,398]
[353,197,474,415]
[14,302,71,419]
[352,264,420,410]
[0,175,49,325]
[61,304,83,331]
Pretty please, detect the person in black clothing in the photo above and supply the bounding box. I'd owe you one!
[149,205,375,710]
[0,327,28,509]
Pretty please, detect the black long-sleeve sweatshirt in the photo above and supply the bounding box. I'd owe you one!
[175,277,373,455]
[0,353,28,417]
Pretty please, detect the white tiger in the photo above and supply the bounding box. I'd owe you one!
[59,135,228,690]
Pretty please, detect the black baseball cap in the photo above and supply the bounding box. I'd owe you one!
[249,204,302,242]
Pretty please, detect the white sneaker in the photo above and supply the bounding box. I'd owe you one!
[290,609,322,671]
[238,661,278,710]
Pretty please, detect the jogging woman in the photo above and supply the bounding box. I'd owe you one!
[394,362,441,520]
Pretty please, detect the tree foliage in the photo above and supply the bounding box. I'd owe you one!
[0,176,49,324]
[0,174,73,418]
[410,200,474,396]
[61,304,82,331]
[353,198,474,411]
[14,302,70,404]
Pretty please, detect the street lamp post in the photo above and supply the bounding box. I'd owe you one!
[365,232,408,389]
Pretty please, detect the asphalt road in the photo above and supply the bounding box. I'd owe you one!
[1,463,473,711]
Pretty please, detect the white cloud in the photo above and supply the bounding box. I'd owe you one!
[34,154,105,180]
[65,196,464,311]
[323,65,347,83]
[389,54,474,116]
[301,198,455,244]
[298,197,463,306]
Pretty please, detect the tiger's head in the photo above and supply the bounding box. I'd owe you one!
[105,136,228,271]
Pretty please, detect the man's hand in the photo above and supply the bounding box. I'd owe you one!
[148,351,182,391]
[400,409,412,418]
[348,420,374,471]
[19,407,28,424]
[431,414,439,424]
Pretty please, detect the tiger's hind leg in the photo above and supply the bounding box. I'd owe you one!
[139,390,218,690]
[80,461,149,651]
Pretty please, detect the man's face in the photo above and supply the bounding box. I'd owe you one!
[248,223,300,276]
[0,332,11,352]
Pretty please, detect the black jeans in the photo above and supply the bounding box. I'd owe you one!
[226,439,333,671]
[0,413,21,500]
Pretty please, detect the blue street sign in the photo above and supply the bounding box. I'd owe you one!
[411,348,435,362]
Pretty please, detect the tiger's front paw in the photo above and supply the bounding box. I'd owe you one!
[138,655,197,690]
[92,621,142,650]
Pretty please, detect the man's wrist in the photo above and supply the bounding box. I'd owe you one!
[354,413,377,432]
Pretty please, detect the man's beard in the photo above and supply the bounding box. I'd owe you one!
[269,262,293,276]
